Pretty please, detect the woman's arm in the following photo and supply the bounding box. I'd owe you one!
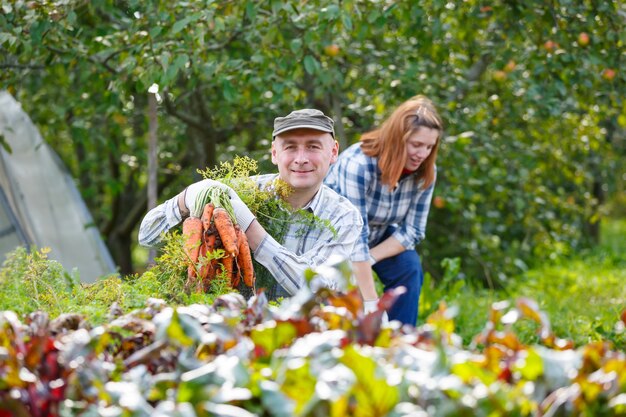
[369,235,406,264]
[391,180,435,249]
[352,260,378,300]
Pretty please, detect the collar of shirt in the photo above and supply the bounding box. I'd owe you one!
[301,185,325,216]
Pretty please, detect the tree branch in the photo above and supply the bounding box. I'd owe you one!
[0,63,45,70]
[163,93,206,131]
[101,44,136,68]
[46,45,120,74]
[205,29,243,51]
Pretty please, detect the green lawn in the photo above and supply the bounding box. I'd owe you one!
[426,218,626,349]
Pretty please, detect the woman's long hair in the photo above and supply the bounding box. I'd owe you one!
[360,95,443,189]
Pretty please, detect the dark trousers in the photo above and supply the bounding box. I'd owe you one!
[371,229,424,326]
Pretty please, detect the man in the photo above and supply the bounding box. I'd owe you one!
[139,109,375,300]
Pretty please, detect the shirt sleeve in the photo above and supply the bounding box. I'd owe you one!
[392,178,435,249]
[252,209,362,295]
[137,194,183,247]
[327,159,372,263]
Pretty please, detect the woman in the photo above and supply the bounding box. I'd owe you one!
[324,95,444,325]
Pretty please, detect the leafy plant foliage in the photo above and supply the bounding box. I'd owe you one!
[0,257,625,416]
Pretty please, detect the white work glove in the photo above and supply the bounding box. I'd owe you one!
[229,195,256,232]
[363,299,379,314]
[363,298,389,324]
[183,179,236,217]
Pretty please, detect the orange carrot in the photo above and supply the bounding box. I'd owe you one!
[204,228,217,253]
[182,217,203,279]
[197,240,209,280]
[236,225,255,287]
[199,230,217,286]
[213,207,238,256]
[201,202,215,232]
[213,259,222,281]
[189,241,209,293]
[231,263,241,288]
[220,255,235,287]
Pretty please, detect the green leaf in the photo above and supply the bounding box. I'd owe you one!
[271,0,282,15]
[171,13,201,35]
[451,361,496,385]
[29,20,48,45]
[213,16,225,31]
[245,1,257,20]
[172,17,191,35]
[166,309,194,347]
[341,345,399,417]
[324,5,340,19]
[222,80,237,102]
[202,61,217,78]
[441,257,461,282]
[67,10,77,25]
[303,55,317,75]
[554,80,567,97]
[272,82,285,95]
[341,14,353,31]
[367,10,381,24]
[160,52,170,71]
[280,360,318,414]
[149,26,163,38]
[173,54,189,70]
[289,38,302,54]
[515,347,544,381]
[250,320,297,357]
[162,54,188,85]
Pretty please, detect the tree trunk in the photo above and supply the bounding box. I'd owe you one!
[202,128,217,169]
[587,178,603,243]
[107,231,133,275]
[332,94,347,151]
[147,92,159,263]
[585,117,616,244]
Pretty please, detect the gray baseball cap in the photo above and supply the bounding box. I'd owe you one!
[272,109,335,138]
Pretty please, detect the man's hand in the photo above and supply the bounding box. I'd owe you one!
[183,179,236,217]
[230,195,256,232]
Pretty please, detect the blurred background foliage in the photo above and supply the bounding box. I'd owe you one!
[1,0,624,286]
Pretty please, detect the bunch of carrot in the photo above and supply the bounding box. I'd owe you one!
[182,187,255,293]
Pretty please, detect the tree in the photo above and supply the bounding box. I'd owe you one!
[1,0,624,283]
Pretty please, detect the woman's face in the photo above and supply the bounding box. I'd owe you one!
[404,127,439,171]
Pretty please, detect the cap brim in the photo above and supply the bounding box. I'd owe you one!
[273,124,334,137]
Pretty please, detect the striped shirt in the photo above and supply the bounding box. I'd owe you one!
[324,143,435,262]
[138,173,363,295]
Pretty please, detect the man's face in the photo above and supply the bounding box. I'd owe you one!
[271,128,338,194]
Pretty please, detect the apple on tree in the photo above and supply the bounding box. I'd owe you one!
[578,32,590,47]
[324,44,340,57]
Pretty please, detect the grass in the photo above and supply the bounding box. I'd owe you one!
[430,218,626,349]
[0,232,231,325]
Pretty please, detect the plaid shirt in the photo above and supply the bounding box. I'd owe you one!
[138,173,363,295]
[324,143,435,262]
